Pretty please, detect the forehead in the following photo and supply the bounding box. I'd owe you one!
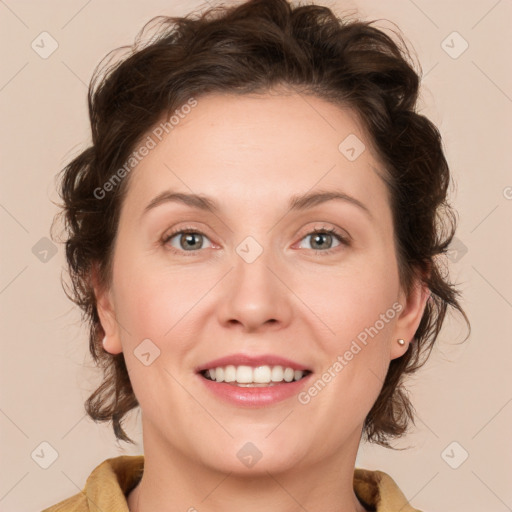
[122,92,389,219]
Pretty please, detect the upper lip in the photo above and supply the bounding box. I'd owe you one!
[195,354,312,373]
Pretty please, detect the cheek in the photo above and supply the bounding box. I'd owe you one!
[112,253,201,344]
[298,263,399,424]
[300,252,399,346]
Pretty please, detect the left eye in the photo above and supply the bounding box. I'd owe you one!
[165,230,213,251]
[298,229,345,251]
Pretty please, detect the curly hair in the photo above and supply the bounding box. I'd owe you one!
[53,0,470,446]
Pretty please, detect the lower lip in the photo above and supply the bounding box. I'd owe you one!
[198,373,313,407]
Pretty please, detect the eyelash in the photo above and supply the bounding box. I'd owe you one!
[161,226,350,257]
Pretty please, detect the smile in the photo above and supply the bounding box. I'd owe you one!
[201,364,311,386]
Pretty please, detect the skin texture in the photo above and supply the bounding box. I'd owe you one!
[94,91,429,512]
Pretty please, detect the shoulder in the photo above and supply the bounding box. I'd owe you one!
[41,491,87,512]
[41,455,144,512]
[354,467,425,512]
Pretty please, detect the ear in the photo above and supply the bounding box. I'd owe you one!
[390,276,431,360]
[91,264,123,355]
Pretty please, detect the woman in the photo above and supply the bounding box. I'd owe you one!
[44,0,469,510]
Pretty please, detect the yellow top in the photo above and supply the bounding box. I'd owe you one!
[41,455,423,512]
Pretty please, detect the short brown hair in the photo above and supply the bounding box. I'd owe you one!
[53,0,469,447]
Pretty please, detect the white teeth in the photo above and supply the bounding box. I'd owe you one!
[203,365,307,385]
[224,365,236,382]
[283,367,295,382]
[236,365,253,383]
[253,365,271,383]
[271,366,284,382]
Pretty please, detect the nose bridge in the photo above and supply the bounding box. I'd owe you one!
[233,234,279,302]
[217,234,292,330]
[236,241,273,288]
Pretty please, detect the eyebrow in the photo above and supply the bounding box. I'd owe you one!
[142,189,372,220]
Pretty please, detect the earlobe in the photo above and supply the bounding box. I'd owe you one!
[390,280,430,360]
[102,334,122,355]
[91,265,123,355]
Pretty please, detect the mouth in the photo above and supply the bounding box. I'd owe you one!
[199,365,312,387]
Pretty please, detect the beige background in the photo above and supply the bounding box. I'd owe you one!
[1,0,511,511]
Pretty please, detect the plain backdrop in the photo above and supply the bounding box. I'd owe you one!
[1,1,511,511]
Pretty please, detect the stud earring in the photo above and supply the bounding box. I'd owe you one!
[397,338,405,346]
[102,336,107,349]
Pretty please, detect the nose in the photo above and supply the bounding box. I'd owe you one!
[216,247,294,333]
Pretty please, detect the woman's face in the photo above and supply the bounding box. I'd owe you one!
[97,91,427,474]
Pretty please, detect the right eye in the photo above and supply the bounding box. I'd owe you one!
[163,229,214,253]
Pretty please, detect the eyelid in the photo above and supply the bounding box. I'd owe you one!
[162,226,202,241]
[161,222,213,242]
[295,222,351,243]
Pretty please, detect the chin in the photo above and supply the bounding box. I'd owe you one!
[198,435,307,476]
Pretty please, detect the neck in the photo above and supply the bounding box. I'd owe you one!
[128,424,368,512]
